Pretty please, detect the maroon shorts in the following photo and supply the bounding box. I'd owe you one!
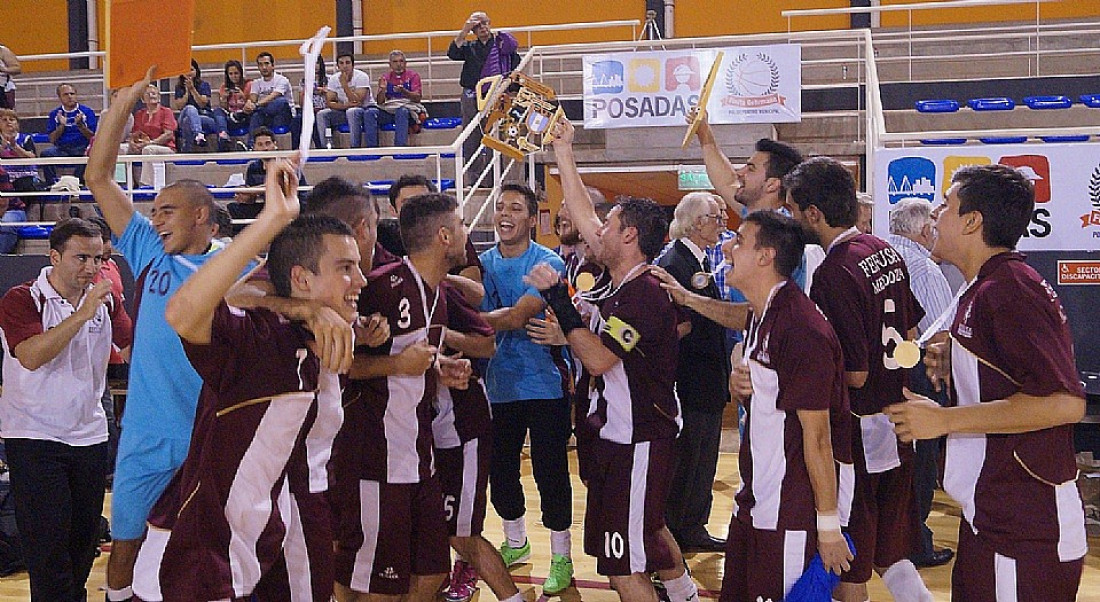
[436,437,491,538]
[252,490,336,602]
[952,520,1084,602]
[718,517,817,602]
[583,437,678,576]
[334,478,450,595]
[842,429,918,583]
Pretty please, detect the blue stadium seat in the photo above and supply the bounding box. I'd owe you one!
[1041,135,1090,143]
[968,97,1015,111]
[381,123,396,132]
[227,126,249,137]
[175,160,206,166]
[979,136,1028,144]
[16,226,52,239]
[271,125,291,135]
[920,138,967,145]
[31,133,50,144]
[310,156,339,163]
[336,124,350,133]
[423,117,463,130]
[438,179,455,191]
[441,153,456,159]
[1024,95,1072,110]
[366,180,394,195]
[347,155,382,161]
[214,159,250,165]
[914,99,959,113]
[394,153,429,160]
[1079,94,1100,108]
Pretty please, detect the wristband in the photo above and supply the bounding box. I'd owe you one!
[816,511,841,533]
[541,282,585,336]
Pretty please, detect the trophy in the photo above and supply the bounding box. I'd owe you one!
[476,72,565,161]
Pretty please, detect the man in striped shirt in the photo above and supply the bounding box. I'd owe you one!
[886,198,956,569]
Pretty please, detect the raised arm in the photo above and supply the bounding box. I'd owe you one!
[12,280,112,371]
[550,119,603,257]
[85,67,155,235]
[690,109,743,214]
[649,265,750,330]
[165,157,300,345]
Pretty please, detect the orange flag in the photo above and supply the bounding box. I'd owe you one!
[106,0,195,88]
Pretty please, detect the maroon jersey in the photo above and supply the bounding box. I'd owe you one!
[809,232,923,416]
[736,281,852,531]
[449,238,483,275]
[579,271,681,444]
[345,258,447,484]
[945,252,1086,561]
[373,242,400,269]
[432,281,494,448]
[133,304,340,601]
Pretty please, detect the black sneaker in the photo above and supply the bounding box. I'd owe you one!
[98,516,111,544]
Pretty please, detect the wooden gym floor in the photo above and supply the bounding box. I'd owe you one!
[2,437,1098,601]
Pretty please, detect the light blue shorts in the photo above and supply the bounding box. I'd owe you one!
[111,431,189,540]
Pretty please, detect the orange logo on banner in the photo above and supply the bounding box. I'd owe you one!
[942,156,992,193]
[1058,261,1100,285]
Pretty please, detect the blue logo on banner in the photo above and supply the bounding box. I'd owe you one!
[887,157,937,204]
[591,61,624,95]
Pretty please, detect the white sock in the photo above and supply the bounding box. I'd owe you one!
[881,559,934,602]
[106,586,133,601]
[550,528,572,558]
[502,517,527,549]
[663,570,700,602]
[501,594,524,602]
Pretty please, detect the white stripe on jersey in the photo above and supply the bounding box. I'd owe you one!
[1055,481,1088,562]
[305,370,343,493]
[456,438,479,537]
[628,442,650,574]
[133,527,170,601]
[994,552,1018,602]
[597,362,635,445]
[227,392,314,596]
[838,462,855,528]
[944,339,986,529]
[350,480,381,593]
[782,530,808,596]
[747,359,786,531]
[432,386,461,450]
[283,492,313,602]
[386,330,430,483]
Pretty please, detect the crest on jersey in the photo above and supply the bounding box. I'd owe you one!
[604,316,640,352]
[390,274,403,288]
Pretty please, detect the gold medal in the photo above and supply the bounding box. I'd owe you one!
[691,272,711,289]
[895,340,921,369]
[575,272,596,292]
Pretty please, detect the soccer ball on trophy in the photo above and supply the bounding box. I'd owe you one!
[476,72,565,161]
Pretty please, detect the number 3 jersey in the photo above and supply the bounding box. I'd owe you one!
[340,258,448,484]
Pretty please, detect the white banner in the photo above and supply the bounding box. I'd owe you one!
[582,44,801,129]
[873,143,1100,252]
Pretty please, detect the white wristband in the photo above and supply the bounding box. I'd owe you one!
[816,511,841,533]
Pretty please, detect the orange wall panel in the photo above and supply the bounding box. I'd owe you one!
[675,0,851,37]
[880,0,1100,28]
[0,0,73,72]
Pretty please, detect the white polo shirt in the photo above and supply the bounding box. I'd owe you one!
[0,267,128,445]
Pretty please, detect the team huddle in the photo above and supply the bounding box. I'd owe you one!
[0,64,1088,602]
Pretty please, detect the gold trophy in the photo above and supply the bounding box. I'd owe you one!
[476,72,565,161]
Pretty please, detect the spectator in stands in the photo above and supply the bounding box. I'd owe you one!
[0,108,43,224]
[216,60,251,147]
[0,218,133,601]
[172,59,222,152]
[0,44,20,109]
[366,50,422,148]
[298,56,331,149]
[448,12,520,170]
[128,84,177,187]
[211,204,233,245]
[315,52,369,148]
[856,192,874,234]
[229,127,307,228]
[246,52,295,148]
[41,83,98,183]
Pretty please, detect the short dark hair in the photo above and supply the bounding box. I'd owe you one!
[212,205,233,238]
[744,211,806,278]
[268,215,355,297]
[500,183,538,217]
[756,139,804,199]
[256,51,274,64]
[616,197,668,261]
[399,193,459,254]
[388,174,437,208]
[251,126,275,142]
[783,157,858,228]
[337,52,355,64]
[162,179,217,225]
[50,218,101,252]
[951,164,1035,249]
[87,216,112,242]
[305,176,374,228]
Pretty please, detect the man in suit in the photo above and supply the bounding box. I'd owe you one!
[657,191,730,552]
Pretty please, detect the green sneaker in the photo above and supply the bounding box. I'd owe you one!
[498,539,531,568]
[542,553,574,595]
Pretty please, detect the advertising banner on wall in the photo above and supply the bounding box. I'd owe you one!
[582,45,801,129]
[873,144,1100,252]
